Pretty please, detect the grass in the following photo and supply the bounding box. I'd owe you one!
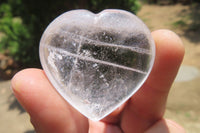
[172,20,187,28]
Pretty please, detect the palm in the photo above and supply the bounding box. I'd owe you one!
[12,30,185,133]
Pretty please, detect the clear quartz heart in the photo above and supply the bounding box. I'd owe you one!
[39,9,155,121]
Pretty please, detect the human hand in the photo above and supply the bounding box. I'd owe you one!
[11,29,186,133]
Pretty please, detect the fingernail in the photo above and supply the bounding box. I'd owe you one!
[11,73,21,93]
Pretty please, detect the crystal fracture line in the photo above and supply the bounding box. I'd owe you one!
[67,36,83,91]
[63,31,151,55]
[48,46,147,75]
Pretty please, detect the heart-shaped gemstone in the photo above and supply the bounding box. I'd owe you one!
[39,9,155,121]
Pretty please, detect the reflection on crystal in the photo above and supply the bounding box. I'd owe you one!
[39,9,155,121]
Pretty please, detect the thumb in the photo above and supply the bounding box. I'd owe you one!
[11,68,89,133]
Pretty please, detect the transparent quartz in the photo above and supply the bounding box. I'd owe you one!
[39,9,155,121]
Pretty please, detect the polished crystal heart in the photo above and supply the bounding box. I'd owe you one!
[39,9,155,121]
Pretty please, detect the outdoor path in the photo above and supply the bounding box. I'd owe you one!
[0,4,200,133]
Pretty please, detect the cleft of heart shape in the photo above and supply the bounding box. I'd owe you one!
[39,9,155,121]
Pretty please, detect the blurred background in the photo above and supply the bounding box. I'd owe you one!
[0,0,200,132]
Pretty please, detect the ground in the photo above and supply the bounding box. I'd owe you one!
[0,4,200,133]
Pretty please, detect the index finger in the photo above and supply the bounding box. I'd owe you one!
[120,29,185,133]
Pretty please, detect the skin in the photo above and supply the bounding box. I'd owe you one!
[11,29,186,133]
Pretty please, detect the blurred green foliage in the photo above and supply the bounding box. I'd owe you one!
[0,0,141,67]
[0,3,33,65]
[172,20,187,28]
[143,0,200,4]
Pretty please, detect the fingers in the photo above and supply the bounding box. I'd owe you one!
[11,29,185,133]
[89,120,122,133]
[11,68,88,133]
[120,29,185,133]
[145,119,186,133]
